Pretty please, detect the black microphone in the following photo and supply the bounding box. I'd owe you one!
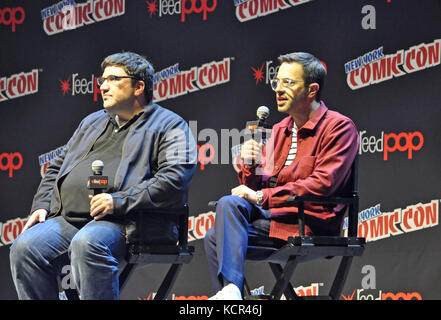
[87,160,109,195]
[245,106,272,143]
[241,106,272,167]
[256,105,270,122]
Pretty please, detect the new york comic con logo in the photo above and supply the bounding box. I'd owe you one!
[343,200,439,243]
[236,0,313,22]
[145,0,217,22]
[41,0,125,36]
[345,39,440,90]
[152,57,231,103]
[0,69,39,103]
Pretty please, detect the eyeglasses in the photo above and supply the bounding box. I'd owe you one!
[96,75,138,86]
[270,78,303,91]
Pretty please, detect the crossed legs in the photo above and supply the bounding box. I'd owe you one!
[204,195,278,296]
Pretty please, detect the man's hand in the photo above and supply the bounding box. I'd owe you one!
[231,185,257,205]
[89,193,114,220]
[22,209,48,233]
[240,139,263,167]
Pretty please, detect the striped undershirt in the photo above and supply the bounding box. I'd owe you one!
[268,125,297,188]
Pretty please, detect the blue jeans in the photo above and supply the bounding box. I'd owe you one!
[9,216,126,300]
[204,195,285,293]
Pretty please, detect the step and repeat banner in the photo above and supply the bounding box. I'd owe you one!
[0,0,440,300]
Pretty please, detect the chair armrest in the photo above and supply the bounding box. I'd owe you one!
[285,194,359,238]
[208,201,218,210]
[130,204,190,248]
[209,194,359,238]
[139,205,189,215]
[286,194,357,205]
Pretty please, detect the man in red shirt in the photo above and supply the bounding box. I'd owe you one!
[204,52,359,300]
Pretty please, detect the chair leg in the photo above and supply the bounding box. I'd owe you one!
[243,277,251,297]
[269,263,299,300]
[154,264,183,300]
[329,256,353,300]
[243,264,298,300]
[270,256,299,300]
[119,263,136,291]
[64,288,80,300]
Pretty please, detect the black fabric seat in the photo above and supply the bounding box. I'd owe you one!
[64,204,194,300]
[243,156,365,300]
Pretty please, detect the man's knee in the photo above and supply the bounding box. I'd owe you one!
[69,231,103,261]
[9,235,30,266]
[216,195,245,209]
[204,227,216,249]
[216,195,251,222]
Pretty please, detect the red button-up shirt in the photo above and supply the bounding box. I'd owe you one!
[238,102,359,241]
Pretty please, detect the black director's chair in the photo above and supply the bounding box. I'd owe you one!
[208,156,365,300]
[64,204,194,300]
[244,156,365,300]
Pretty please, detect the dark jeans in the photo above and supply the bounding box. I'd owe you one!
[9,216,126,300]
[204,195,285,293]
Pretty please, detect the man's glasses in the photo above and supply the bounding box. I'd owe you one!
[96,75,139,86]
[270,78,303,91]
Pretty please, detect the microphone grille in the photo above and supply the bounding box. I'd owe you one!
[92,160,104,172]
[256,106,270,120]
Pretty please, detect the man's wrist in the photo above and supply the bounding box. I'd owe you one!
[255,190,264,206]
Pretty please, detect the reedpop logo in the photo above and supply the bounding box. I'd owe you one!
[59,73,101,102]
[251,58,327,86]
[0,7,26,32]
[145,0,217,22]
[358,130,424,161]
[343,265,423,300]
[0,152,23,178]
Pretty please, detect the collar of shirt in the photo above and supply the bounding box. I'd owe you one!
[115,115,128,128]
[282,102,328,136]
[107,111,144,131]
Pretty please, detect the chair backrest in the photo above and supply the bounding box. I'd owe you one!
[336,153,358,198]
[345,155,359,238]
[146,203,190,248]
[293,154,359,238]
[177,203,190,247]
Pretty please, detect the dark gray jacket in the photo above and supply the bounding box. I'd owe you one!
[31,103,197,244]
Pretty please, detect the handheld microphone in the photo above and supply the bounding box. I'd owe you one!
[256,105,270,121]
[87,160,109,195]
[245,106,272,143]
